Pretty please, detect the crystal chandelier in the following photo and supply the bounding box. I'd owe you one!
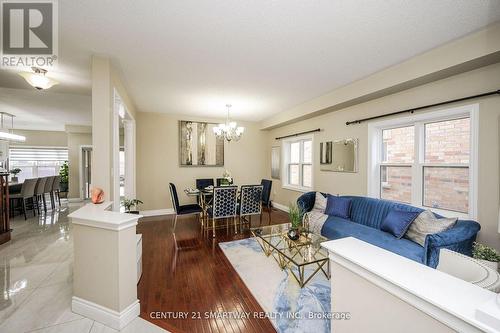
[213,104,245,142]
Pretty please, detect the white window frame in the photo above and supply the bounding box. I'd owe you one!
[367,104,478,219]
[282,134,314,192]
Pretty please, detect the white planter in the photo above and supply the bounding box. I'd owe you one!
[478,259,499,272]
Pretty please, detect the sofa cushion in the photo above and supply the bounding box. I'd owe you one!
[343,196,423,230]
[312,192,327,213]
[321,216,425,264]
[381,209,420,239]
[325,195,352,219]
[405,210,458,246]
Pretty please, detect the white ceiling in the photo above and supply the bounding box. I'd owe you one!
[0,88,91,131]
[1,0,500,129]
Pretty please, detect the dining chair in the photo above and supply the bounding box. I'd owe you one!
[10,178,38,219]
[51,175,62,206]
[216,178,233,186]
[43,176,56,211]
[238,185,263,227]
[195,178,214,206]
[206,186,238,238]
[261,179,273,222]
[196,178,214,190]
[169,183,202,232]
[34,177,47,214]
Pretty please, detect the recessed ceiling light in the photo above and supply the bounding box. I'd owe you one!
[18,67,59,90]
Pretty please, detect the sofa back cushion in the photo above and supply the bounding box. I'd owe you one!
[325,195,352,219]
[343,196,423,230]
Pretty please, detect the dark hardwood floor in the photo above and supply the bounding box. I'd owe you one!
[137,208,290,333]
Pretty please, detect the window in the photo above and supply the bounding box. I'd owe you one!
[380,126,414,203]
[368,105,477,217]
[283,136,313,191]
[9,147,68,183]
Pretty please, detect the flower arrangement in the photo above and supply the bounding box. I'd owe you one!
[222,169,233,185]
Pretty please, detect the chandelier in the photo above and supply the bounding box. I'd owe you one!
[18,67,59,90]
[213,104,245,142]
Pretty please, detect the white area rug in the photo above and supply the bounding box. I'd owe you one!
[219,237,331,333]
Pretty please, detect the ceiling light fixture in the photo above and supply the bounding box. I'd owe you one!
[0,112,26,142]
[213,104,245,142]
[18,67,59,90]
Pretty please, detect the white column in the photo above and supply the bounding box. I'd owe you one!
[69,203,142,330]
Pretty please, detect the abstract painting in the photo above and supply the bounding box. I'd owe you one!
[179,121,224,166]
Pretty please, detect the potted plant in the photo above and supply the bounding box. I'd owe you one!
[9,168,21,183]
[121,198,143,214]
[472,242,500,271]
[287,203,304,240]
[59,161,69,193]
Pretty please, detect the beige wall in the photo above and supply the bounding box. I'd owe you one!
[136,113,267,211]
[14,129,67,147]
[266,62,500,249]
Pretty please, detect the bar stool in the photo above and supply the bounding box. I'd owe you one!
[34,177,47,214]
[43,176,55,211]
[10,178,37,219]
[51,175,61,207]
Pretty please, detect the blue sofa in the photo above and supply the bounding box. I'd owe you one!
[297,192,481,268]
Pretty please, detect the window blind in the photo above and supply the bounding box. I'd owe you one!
[9,147,68,162]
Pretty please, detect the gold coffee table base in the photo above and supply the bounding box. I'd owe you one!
[252,224,330,288]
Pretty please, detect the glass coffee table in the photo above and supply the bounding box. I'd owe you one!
[251,223,330,287]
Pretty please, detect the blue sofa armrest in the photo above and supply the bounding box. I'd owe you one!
[423,220,481,268]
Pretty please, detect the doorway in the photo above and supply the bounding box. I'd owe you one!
[81,147,92,200]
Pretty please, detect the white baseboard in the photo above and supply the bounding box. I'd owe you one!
[139,208,175,217]
[72,296,139,330]
[272,202,289,213]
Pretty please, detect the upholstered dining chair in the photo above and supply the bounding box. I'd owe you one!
[169,183,202,232]
[43,176,56,211]
[196,178,214,190]
[51,175,62,207]
[10,178,38,219]
[195,178,214,205]
[206,186,238,238]
[261,179,273,222]
[238,185,263,226]
[34,177,47,214]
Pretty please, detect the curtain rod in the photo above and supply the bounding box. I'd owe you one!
[346,89,500,125]
[275,128,321,140]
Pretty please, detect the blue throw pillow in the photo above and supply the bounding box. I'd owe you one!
[325,195,351,219]
[381,209,420,239]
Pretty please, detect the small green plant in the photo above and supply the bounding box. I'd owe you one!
[59,161,69,184]
[9,168,21,176]
[121,198,143,212]
[288,203,304,229]
[472,242,500,262]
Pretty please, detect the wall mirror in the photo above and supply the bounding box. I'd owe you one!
[179,120,224,166]
[320,138,358,172]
